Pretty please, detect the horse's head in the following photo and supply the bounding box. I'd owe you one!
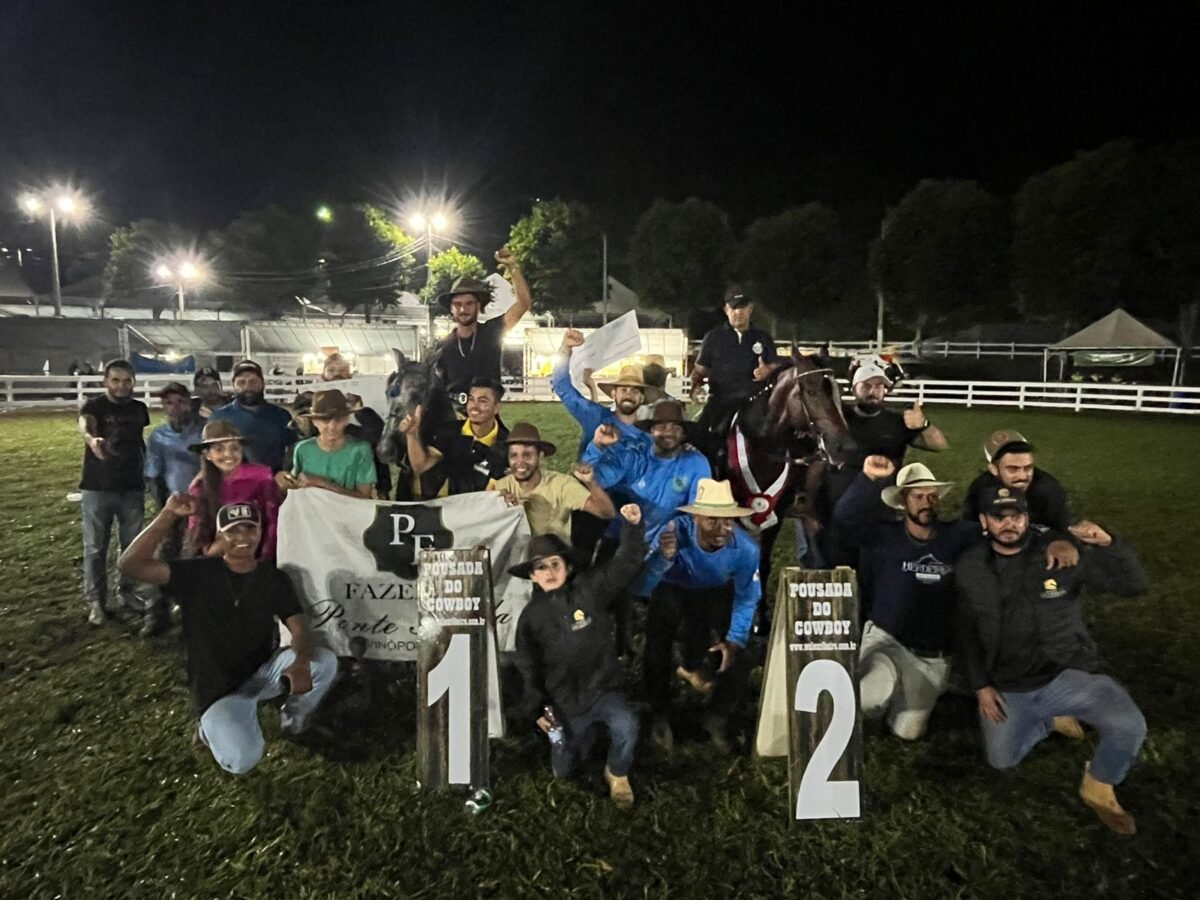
[766,347,851,466]
[379,347,450,467]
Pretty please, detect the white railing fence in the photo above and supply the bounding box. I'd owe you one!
[3,373,1197,415]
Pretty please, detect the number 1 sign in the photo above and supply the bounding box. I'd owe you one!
[755,567,863,821]
[416,546,499,790]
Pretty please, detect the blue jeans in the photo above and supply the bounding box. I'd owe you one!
[793,519,827,569]
[81,489,146,603]
[551,692,639,779]
[198,647,339,775]
[981,669,1147,785]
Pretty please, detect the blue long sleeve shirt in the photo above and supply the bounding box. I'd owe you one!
[640,515,762,647]
[583,439,711,540]
[551,358,651,460]
[833,472,978,653]
[145,421,205,496]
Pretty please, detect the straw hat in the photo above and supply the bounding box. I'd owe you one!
[598,365,662,402]
[677,479,753,518]
[881,463,954,509]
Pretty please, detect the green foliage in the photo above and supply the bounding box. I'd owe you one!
[320,204,418,322]
[507,199,603,314]
[737,203,846,330]
[1,406,1199,897]
[870,179,1011,340]
[1011,141,1140,327]
[631,197,734,319]
[209,205,323,318]
[421,245,488,302]
[100,219,200,318]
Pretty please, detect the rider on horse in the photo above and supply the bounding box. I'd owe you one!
[690,286,786,474]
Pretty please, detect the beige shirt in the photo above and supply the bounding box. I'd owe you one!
[491,469,592,542]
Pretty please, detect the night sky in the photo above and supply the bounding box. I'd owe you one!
[1,1,1197,256]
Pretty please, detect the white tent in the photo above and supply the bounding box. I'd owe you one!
[1044,309,1181,384]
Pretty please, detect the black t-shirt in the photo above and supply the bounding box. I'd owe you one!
[819,404,925,519]
[167,558,304,714]
[697,323,779,402]
[962,469,1071,530]
[79,395,151,492]
[439,316,506,399]
[426,420,511,495]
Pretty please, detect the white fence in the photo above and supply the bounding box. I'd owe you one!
[3,373,1198,415]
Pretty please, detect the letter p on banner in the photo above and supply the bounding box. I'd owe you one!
[754,567,863,821]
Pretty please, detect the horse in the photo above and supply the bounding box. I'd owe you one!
[697,348,851,599]
[378,346,458,500]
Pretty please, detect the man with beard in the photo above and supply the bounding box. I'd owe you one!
[834,457,1078,740]
[210,359,295,471]
[489,422,615,541]
[690,286,784,445]
[193,367,232,419]
[811,363,950,566]
[141,382,205,635]
[956,485,1148,834]
[961,429,1071,530]
[436,249,531,409]
[639,479,762,751]
[78,359,152,625]
[399,377,509,497]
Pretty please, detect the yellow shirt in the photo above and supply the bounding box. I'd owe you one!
[415,418,502,499]
[490,469,592,542]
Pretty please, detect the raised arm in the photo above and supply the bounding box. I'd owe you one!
[118,493,197,586]
[586,507,648,602]
[1071,523,1149,597]
[832,457,894,545]
[497,249,533,331]
[572,463,616,520]
[905,402,949,451]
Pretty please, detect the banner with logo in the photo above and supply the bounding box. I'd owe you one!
[277,488,532,660]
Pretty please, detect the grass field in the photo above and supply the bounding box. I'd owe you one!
[2,404,1199,899]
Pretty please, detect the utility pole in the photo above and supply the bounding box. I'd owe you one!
[601,231,609,323]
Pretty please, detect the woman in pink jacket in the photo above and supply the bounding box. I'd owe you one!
[187,420,282,559]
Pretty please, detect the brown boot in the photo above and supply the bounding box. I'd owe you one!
[1079,766,1136,835]
[604,766,634,808]
[676,665,715,694]
[1052,716,1085,740]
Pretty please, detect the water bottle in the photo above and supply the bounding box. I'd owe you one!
[465,786,492,816]
[543,705,565,747]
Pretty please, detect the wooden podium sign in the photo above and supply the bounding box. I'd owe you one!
[416,546,502,790]
[755,567,863,821]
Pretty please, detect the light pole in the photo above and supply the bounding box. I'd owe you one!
[153,255,206,318]
[19,187,90,317]
[409,210,450,341]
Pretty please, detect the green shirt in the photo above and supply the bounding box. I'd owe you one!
[292,437,377,491]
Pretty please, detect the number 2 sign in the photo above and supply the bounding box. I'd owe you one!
[754,567,863,821]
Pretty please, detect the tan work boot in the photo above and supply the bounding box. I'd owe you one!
[676,665,715,694]
[1052,716,1085,740]
[1079,766,1136,835]
[604,766,634,808]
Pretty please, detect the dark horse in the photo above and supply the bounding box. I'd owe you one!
[697,348,850,595]
[377,347,458,500]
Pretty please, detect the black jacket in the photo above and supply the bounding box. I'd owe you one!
[514,521,646,721]
[956,531,1147,692]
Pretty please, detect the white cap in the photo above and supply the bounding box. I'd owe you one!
[852,364,892,387]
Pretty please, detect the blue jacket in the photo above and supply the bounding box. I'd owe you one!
[551,358,651,462]
[640,515,762,647]
[583,438,711,541]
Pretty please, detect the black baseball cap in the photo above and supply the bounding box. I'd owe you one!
[216,502,262,532]
[980,484,1029,516]
[193,366,221,386]
[231,359,264,380]
[159,381,191,400]
[724,285,752,308]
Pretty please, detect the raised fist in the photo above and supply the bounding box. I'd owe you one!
[620,504,642,525]
[563,329,585,350]
[572,462,595,485]
[658,520,678,560]
[164,492,197,518]
[863,455,895,481]
[592,423,619,448]
[495,248,517,271]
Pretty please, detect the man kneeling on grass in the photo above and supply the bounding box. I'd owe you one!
[513,504,647,807]
[119,496,338,775]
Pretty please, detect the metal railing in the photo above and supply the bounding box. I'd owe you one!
[2,373,1197,414]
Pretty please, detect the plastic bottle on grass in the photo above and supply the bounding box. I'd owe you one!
[465,787,492,816]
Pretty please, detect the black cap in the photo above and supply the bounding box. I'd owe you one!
[193,366,221,386]
[216,502,262,532]
[158,381,191,400]
[231,359,264,380]
[724,285,752,308]
[980,484,1029,516]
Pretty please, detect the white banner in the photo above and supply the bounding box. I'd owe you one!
[567,310,642,394]
[277,488,532,660]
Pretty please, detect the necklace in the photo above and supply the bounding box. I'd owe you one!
[225,566,257,608]
[457,330,477,357]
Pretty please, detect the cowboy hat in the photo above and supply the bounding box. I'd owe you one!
[299,388,362,420]
[508,533,577,579]
[881,463,954,509]
[678,478,754,518]
[504,422,557,457]
[436,277,494,312]
[636,399,695,436]
[188,419,245,452]
[599,365,663,402]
